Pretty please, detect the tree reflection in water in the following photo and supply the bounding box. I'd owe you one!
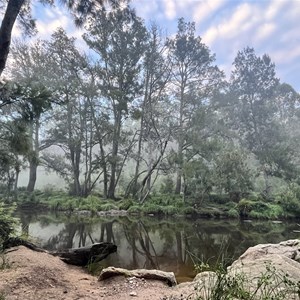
[16,210,298,281]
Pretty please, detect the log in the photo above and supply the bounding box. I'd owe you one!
[4,237,117,266]
[50,242,117,266]
[99,266,177,286]
[3,237,46,252]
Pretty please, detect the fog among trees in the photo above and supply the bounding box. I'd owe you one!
[1,4,300,205]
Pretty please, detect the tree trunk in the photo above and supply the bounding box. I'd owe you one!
[27,160,37,192]
[107,112,121,199]
[27,120,39,192]
[0,0,25,76]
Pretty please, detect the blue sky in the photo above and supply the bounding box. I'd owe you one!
[12,0,300,91]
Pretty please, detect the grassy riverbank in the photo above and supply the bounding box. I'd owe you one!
[2,187,300,220]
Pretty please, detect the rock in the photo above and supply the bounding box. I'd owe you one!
[227,239,300,297]
[129,291,138,297]
[99,267,177,286]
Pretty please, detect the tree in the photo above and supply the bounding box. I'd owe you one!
[126,24,172,199]
[212,146,253,201]
[9,40,55,192]
[40,28,88,196]
[0,0,120,76]
[84,5,147,199]
[228,47,296,197]
[0,82,32,194]
[167,18,224,194]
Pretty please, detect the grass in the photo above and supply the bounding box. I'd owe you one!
[8,188,300,220]
[0,253,10,270]
[191,263,300,300]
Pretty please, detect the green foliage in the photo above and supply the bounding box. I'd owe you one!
[237,199,284,219]
[182,206,198,215]
[0,253,10,270]
[159,176,174,194]
[118,199,134,210]
[193,263,300,300]
[277,183,300,216]
[99,203,119,211]
[127,205,143,214]
[212,147,253,201]
[0,202,17,249]
[142,204,164,215]
[160,205,179,216]
[227,208,239,218]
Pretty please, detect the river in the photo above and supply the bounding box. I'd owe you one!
[16,210,299,282]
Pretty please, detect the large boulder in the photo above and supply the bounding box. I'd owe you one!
[188,240,300,300]
[228,239,300,278]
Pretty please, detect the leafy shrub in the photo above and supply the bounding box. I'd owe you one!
[227,208,239,218]
[99,203,119,211]
[0,202,17,249]
[127,205,142,214]
[192,263,300,300]
[277,184,300,216]
[160,205,179,216]
[182,206,198,215]
[142,204,163,215]
[160,176,174,194]
[209,194,231,204]
[237,199,254,217]
[118,199,134,210]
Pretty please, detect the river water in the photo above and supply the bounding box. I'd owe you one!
[16,211,299,282]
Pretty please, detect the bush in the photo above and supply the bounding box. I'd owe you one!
[0,202,17,249]
[192,263,300,300]
[160,205,179,216]
[127,205,142,214]
[237,199,254,217]
[182,206,198,215]
[142,204,163,215]
[227,208,239,218]
[160,176,174,194]
[118,199,134,210]
[277,184,300,216]
[99,203,119,211]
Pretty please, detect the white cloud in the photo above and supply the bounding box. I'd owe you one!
[162,0,177,20]
[193,0,226,24]
[202,3,256,46]
[36,16,69,37]
[254,22,276,42]
[265,0,288,20]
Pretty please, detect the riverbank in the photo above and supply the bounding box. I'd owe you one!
[9,190,300,220]
[1,240,300,299]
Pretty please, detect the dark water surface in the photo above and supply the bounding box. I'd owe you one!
[16,211,300,282]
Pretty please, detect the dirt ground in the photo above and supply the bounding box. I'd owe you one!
[0,246,197,300]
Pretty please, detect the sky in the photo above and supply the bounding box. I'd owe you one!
[11,0,300,91]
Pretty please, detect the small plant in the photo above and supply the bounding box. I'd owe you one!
[191,262,300,300]
[0,202,17,249]
[0,253,10,270]
[0,291,6,300]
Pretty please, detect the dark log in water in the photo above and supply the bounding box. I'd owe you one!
[4,237,117,266]
[50,242,117,266]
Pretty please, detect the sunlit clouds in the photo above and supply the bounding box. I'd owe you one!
[12,0,300,91]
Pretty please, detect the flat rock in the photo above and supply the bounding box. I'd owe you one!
[99,267,177,287]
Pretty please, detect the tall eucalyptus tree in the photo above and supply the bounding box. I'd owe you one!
[167,18,224,194]
[228,47,297,197]
[84,5,147,199]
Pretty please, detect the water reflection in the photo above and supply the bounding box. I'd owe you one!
[17,211,300,281]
